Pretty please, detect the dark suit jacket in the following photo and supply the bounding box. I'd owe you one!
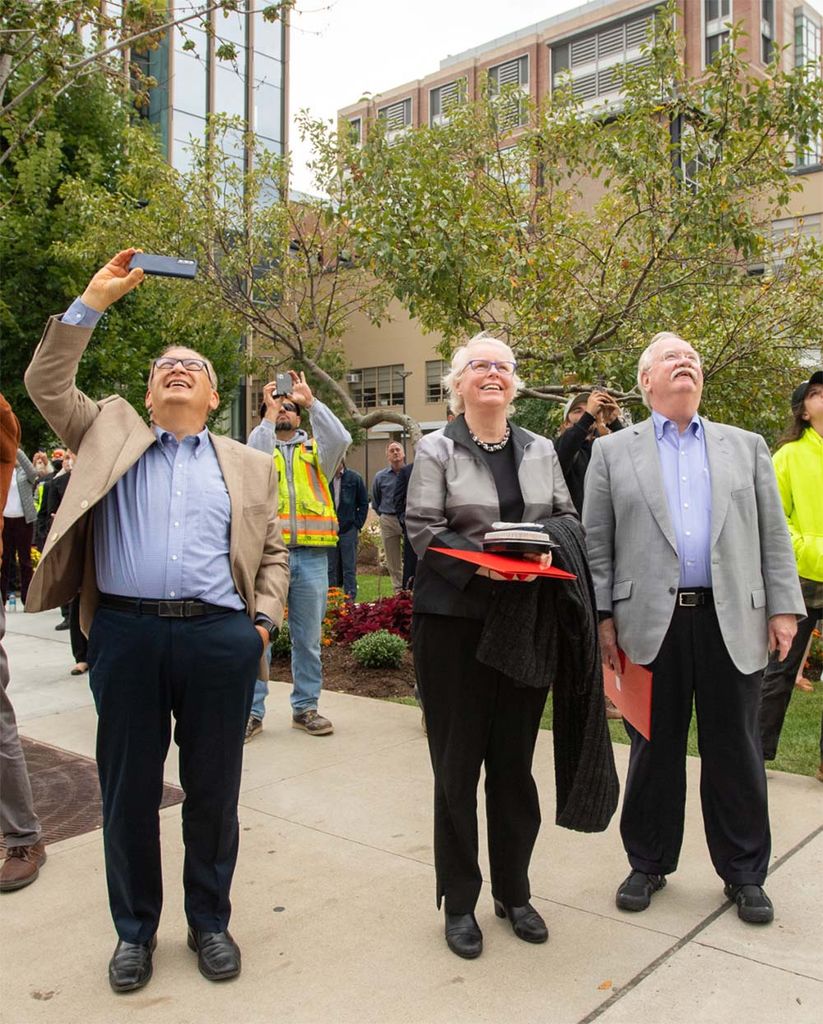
[334,468,368,533]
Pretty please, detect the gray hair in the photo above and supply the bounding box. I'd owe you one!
[442,332,524,417]
[636,331,690,410]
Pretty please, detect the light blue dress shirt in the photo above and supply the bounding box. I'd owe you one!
[651,410,713,589]
[92,427,243,608]
[60,300,242,608]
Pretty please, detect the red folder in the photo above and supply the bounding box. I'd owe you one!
[429,547,576,580]
[602,649,653,741]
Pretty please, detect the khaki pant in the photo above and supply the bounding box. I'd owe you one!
[379,513,404,593]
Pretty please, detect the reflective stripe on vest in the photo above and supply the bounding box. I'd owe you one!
[273,443,338,546]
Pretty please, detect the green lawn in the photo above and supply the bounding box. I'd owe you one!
[388,684,823,778]
[355,573,394,603]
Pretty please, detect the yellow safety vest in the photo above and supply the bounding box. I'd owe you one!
[273,442,338,547]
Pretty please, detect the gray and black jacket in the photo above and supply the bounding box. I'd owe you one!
[405,415,575,618]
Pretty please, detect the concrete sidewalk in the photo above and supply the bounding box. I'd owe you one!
[1,608,821,1024]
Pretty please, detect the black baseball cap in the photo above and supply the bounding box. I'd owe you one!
[791,369,823,410]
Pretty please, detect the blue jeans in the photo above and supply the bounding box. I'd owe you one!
[326,526,359,600]
[251,547,329,720]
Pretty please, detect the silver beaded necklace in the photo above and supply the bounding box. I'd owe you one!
[468,424,511,452]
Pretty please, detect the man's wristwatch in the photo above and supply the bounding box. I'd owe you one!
[254,614,279,643]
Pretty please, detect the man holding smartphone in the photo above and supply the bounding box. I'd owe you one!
[24,248,290,992]
[554,388,624,516]
[246,373,350,740]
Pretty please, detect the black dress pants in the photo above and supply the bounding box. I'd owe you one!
[620,601,770,885]
[413,613,549,914]
[759,599,822,760]
[87,607,262,943]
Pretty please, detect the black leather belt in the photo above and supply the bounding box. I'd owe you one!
[677,588,713,607]
[99,594,232,618]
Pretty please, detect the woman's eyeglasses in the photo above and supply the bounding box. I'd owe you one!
[464,359,516,376]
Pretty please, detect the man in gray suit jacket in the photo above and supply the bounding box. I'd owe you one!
[583,332,803,925]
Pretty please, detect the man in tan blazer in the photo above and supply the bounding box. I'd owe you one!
[25,249,290,993]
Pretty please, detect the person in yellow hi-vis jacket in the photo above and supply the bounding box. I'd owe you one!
[246,371,350,739]
[759,370,823,781]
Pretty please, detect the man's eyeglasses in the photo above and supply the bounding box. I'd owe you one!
[154,357,211,374]
[464,359,517,376]
[280,402,299,413]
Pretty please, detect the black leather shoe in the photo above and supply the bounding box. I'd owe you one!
[493,899,549,943]
[187,927,241,981]
[615,870,666,912]
[108,935,157,993]
[724,883,774,924]
[444,912,482,959]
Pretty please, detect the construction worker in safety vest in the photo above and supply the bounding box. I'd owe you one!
[246,370,350,740]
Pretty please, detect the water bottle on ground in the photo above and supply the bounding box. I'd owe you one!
[8,592,17,612]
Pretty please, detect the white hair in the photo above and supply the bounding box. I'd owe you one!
[442,332,524,416]
[636,331,690,410]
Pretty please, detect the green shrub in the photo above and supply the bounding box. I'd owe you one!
[351,629,408,669]
[270,621,291,658]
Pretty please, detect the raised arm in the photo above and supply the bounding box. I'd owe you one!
[24,249,144,451]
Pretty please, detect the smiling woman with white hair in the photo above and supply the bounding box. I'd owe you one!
[404,331,581,960]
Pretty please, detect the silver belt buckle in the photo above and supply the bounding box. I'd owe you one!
[158,600,185,617]
[678,591,699,607]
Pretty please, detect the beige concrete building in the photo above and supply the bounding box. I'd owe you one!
[327,0,823,482]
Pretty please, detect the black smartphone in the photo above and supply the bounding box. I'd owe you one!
[274,372,293,397]
[129,253,198,279]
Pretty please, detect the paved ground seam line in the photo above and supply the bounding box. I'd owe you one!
[575,821,823,1024]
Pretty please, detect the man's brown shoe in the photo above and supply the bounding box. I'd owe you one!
[0,840,46,892]
[816,761,823,783]
[292,709,334,735]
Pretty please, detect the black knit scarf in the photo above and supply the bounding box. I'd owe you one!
[476,515,619,832]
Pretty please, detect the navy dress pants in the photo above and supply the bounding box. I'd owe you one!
[87,607,261,943]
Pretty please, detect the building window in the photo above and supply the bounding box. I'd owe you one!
[761,1,774,64]
[551,12,653,107]
[377,98,412,142]
[771,215,822,273]
[430,78,466,126]
[425,360,447,402]
[488,55,529,128]
[349,365,406,408]
[795,10,822,168]
[705,0,731,66]
[349,117,362,145]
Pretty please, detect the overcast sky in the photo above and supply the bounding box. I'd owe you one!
[288,0,573,191]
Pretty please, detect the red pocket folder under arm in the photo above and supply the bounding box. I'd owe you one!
[603,648,653,741]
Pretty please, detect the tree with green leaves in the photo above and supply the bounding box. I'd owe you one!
[325,6,823,439]
[0,79,242,448]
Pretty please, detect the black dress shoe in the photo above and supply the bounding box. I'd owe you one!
[187,926,241,981]
[108,935,157,993]
[724,883,774,924]
[615,870,666,912]
[493,899,549,943]
[444,912,483,959]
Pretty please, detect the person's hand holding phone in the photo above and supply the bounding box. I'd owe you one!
[288,371,315,410]
[80,248,145,313]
